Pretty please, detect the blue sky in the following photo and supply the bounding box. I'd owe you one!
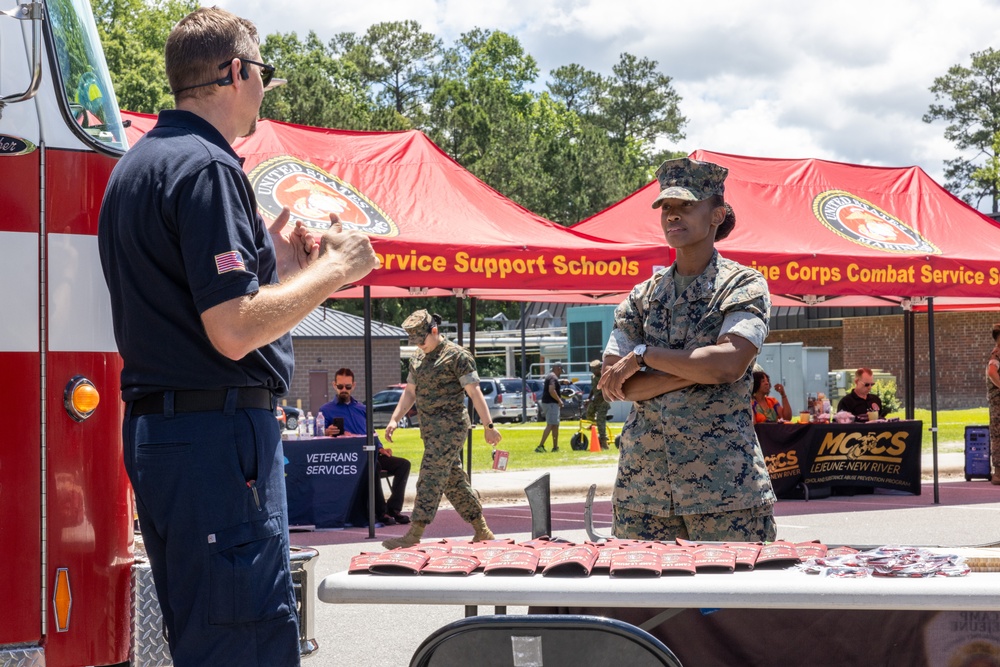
[220,0,1000,208]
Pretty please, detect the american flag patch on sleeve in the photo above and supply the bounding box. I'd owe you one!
[214,250,245,274]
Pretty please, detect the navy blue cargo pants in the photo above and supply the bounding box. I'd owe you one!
[124,390,300,666]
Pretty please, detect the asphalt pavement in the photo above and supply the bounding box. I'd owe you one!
[295,448,1000,667]
[401,450,971,506]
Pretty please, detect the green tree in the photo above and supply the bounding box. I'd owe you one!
[924,47,1000,212]
[972,131,1000,201]
[91,0,198,113]
[259,31,397,130]
[336,20,441,125]
[425,30,544,209]
[544,56,687,221]
[598,53,686,149]
[548,64,604,116]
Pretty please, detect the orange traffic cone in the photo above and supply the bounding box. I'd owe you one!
[589,424,600,452]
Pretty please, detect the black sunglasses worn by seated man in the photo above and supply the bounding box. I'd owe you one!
[172,57,275,95]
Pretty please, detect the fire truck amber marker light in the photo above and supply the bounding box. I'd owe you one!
[64,376,99,422]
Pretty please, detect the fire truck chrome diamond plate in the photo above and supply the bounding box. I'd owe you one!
[0,646,45,667]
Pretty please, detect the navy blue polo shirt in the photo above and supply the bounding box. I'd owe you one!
[98,110,293,401]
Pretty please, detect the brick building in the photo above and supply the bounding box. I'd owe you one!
[283,307,406,414]
[767,309,999,410]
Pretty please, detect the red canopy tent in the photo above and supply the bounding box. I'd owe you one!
[121,112,665,293]
[571,149,1000,498]
[573,149,1000,305]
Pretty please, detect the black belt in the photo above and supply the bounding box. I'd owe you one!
[129,388,275,415]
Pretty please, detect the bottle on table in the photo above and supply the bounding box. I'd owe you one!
[315,411,325,437]
[304,412,314,439]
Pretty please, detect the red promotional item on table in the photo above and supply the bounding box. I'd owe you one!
[536,544,575,569]
[472,544,515,568]
[693,546,737,573]
[658,549,697,575]
[420,554,480,576]
[369,549,429,575]
[592,544,622,572]
[448,545,480,557]
[348,552,381,574]
[795,540,829,559]
[724,543,763,569]
[415,544,451,555]
[755,541,803,568]
[542,545,599,577]
[610,549,663,578]
[483,548,540,576]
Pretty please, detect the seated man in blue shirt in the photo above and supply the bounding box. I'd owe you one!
[319,368,411,525]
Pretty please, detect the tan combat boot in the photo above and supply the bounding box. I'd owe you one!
[381,522,426,550]
[470,515,495,542]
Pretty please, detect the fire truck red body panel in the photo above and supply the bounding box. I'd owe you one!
[0,1,132,663]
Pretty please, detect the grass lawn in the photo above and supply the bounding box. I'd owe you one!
[381,408,989,474]
[892,407,989,452]
[382,421,620,475]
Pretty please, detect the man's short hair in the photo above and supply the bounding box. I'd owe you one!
[334,368,355,381]
[165,7,259,101]
[854,368,873,381]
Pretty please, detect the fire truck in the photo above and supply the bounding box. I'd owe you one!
[0,1,316,664]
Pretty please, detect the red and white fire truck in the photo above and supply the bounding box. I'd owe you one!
[0,2,316,664]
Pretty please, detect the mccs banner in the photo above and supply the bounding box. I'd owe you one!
[756,421,922,497]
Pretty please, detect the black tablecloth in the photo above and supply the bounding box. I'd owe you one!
[756,421,922,497]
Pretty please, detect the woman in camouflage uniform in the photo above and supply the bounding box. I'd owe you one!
[985,323,1000,484]
[381,310,502,549]
[600,157,776,542]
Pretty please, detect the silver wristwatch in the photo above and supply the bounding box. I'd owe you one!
[633,344,647,365]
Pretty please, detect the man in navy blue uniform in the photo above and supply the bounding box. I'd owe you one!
[97,8,378,666]
[318,368,411,525]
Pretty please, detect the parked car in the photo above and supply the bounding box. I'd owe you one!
[469,377,537,423]
[524,379,544,404]
[275,404,302,431]
[371,385,419,429]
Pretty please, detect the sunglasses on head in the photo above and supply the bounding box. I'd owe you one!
[172,57,275,94]
[336,384,353,390]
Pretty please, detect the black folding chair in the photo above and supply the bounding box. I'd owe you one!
[409,614,683,667]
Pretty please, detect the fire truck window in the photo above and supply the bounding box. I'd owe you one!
[46,0,126,151]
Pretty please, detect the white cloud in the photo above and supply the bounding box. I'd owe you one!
[216,0,1000,206]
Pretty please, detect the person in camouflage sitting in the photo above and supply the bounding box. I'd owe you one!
[599,157,776,543]
[382,309,502,549]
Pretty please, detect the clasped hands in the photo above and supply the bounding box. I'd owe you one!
[597,351,643,402]
[267,208,380,281]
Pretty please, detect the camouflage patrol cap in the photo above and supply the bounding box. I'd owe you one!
[402,309,434,344]
[651,157,728,209]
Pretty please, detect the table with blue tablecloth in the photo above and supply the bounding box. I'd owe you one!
[283,435,373,528]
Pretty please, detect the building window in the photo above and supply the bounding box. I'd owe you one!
[569,320,604,367]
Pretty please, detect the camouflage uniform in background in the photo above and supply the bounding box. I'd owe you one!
[609,250,776,542]
[988,344,1000,480]
[585,365,610,449]
[407,338,485,525]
